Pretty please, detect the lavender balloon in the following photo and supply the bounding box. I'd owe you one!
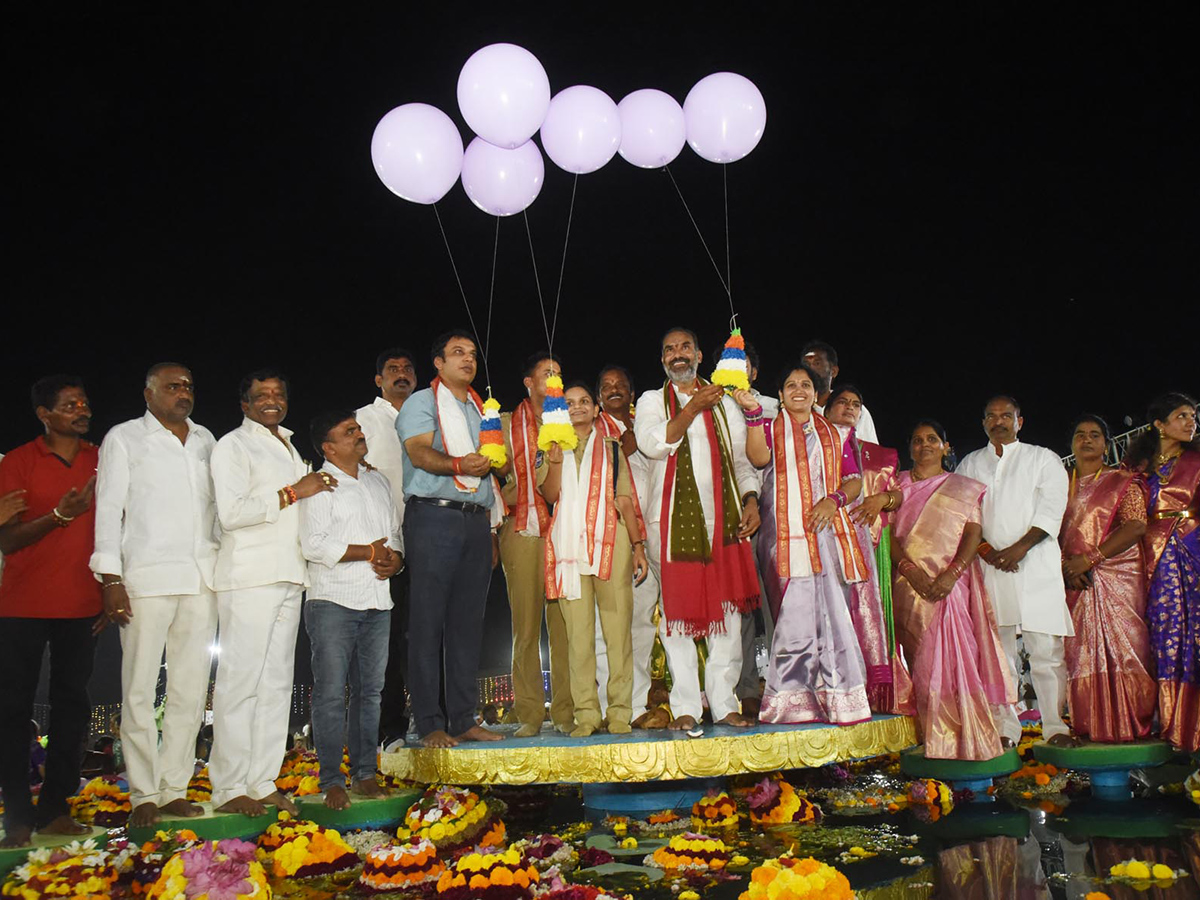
[617,89,686,168]
[539,85,621,174]
[457,43,551,150]
[683,72,767,164]
[370,104,464,204]
[460,137,545,216]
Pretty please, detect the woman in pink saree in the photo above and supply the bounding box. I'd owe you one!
[891,420,1015,760]
[1058,414,1154,744]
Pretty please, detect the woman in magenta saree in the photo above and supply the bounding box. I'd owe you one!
[891,421,1015,760]
[736,364,877,725]
[1058,414,1154,744]
[1126,392,1200,753]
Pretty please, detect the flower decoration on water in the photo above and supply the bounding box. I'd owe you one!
[435,847,540,899]
[747,776,822,827]
[1,839,119,900]
[738,856,853,900]
[648,832,731,872]
[359,838,445,891]
[906,778,953,822]
[690,790,739,830]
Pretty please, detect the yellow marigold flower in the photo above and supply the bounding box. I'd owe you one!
[1125,860,1150,879]
[680,892,701,900]
[732,855,750,866]
[1084,892,1111,900]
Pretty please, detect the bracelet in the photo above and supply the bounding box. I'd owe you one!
[742,404,763,420]
[883,492,900,512]
[898,559,919,578]
[978,541,993,557]
[451,456,463,476]
[744,416,763,427]
[1086,544,1106,567]
[51,506,74,527]
[368,543,377,563]
[101,580,124,590]
[830,489,848,509]
[282,485,298,506]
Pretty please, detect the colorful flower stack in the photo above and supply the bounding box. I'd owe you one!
[1,839,119,900]
[710,327,750,393]
[397,785,506,855]
[435,848,540,900]
[537,374,577,451]
[907,778,954,822]
[274,748,322,796]
[126,828,201,894]
[359,838,446,892]
[648,832,731,872]
[511,834,577,872]
[747,777,823,827]
[186,767,212,802]
[268,824,360,880]
[67,775,132,826]
[690,790,739,830]
[145,839,270,900]
[479,394,507,467]
[535,887,629,900]
[738,856,853,900]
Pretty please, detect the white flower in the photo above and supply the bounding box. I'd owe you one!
[27,848,52,866]
[425,808,443,822]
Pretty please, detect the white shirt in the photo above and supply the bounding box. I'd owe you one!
[90,412,218,597]
[957,440,1071,634]
[300,461,400,610]
[211,417,310,591]
[634,386,756,536]
[601,414,654,511]
[815,400,878,445]
[356,397,406,552]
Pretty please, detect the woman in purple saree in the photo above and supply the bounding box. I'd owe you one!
[736,363,877,725]
[1125,392,1200,753]
[891,420,1015,759]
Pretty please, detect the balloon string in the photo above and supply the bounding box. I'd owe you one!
[433,202,491,388]
[523,209,554,359]
[723,164,733,319]
[550,173,579,351]
[663,165,733,307]
[484,217,500,396]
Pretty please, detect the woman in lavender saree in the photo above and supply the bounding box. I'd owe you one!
[735,363,876,725]
[891,421,1015,760]
[1058,414,1154,745]
[1126,392,1200,753]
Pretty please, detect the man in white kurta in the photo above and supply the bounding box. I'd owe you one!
[356,347,415,749]
[957,396,1070,743]
[208,371,332,816]
[635,328,760,730]
[90,363,218,827]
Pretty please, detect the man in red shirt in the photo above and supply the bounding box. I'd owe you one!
[0,375,101,847]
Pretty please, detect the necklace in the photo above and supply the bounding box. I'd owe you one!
[910,467,939,482]
[1155,454,1179,486]
[1069,464,1105,499]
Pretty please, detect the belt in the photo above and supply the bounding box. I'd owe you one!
[1152,508,1195,521]
[409,495,490,515]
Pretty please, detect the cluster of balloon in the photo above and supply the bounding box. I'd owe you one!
[369,42,767,216]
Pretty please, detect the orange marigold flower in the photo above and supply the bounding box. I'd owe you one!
[1034,773,1050,786]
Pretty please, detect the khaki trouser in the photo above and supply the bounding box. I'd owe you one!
[559,537,634,729]
[500,520,573,728]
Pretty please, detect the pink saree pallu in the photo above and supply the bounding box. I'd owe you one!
[894,472,1015,759]
[1060,468,1155,743]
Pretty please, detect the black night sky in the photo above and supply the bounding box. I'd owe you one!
[6,8,1197,696]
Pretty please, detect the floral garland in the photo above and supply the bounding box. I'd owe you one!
[690,791,739,830]
[747,777,822,827]
[145,839,269,900]
[1,839,119,900]
[647,833,730,872]
[436,848,539,899]
[67,775,131,826]
[738,856,853,900]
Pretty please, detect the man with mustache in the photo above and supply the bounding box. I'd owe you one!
[634,328,761,731]
[300,411,402,810]
[802,340,879,444]
[90,363,218,828]
[957,395,1070,746]
[357,348,417,750]
[0,376,99,847]
[209,369,334,817]
[499,351,573,737]
[396,330,505,749]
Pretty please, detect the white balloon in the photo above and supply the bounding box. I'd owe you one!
[457,43,551,149]
[683,72,767,164]
[617,89,686,168]
[460,138,545,217]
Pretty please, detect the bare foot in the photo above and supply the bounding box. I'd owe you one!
[351,778,386,799]
[457,725,503,742]
[159,799,204,818]
[421,730,459,748]
[514,723,540,738]
[1045,733,1081,748]
[323,785,351,810]
[740,697,762,719]
[632,708,670,730]
[37,815,89,836]
[258,790,299,816]
[717,711,755,728]
[669,715,698,731]
[216,795,267,817]
[0,825,32,848]
[130,802,161,827]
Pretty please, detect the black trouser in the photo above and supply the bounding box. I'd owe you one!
[403,500,492,738]
[377,567,411,742]
[0,616,96,833]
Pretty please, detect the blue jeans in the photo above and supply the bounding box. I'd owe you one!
[304,600,390,790]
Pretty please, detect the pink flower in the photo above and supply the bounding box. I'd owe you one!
[180,841,256,900]
[746,777,781,812]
